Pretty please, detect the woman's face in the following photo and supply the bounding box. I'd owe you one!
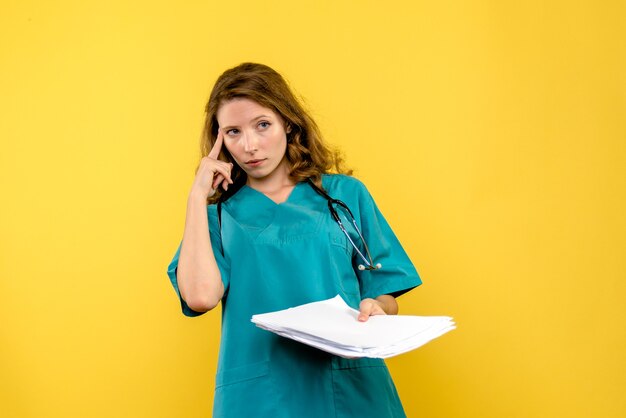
[217,98,291,184]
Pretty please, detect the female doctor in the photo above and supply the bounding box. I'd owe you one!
[167,62,422,417]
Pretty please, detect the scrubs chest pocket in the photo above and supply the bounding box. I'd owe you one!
[328,230,361,297]
[214,361,276,417]
[328,230,352,258]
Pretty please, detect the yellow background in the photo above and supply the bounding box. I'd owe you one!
[1,1,624,417]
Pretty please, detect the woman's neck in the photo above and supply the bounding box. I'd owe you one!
[246,157,295,195]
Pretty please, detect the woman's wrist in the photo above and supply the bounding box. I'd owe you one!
[374,295,398,315]
[188,187,209,203]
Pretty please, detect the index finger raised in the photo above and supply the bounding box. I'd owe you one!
[208,129,224,159]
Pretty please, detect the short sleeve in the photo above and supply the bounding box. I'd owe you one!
[166,205,231,317]
[351,180,422,299]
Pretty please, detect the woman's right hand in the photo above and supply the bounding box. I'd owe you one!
[190,130,234,199]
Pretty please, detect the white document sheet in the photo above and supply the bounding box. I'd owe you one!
[251,295,455,359]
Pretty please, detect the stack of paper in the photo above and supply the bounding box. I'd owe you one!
[251,295,455,359]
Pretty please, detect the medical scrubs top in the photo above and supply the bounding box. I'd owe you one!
[167,174,422,418]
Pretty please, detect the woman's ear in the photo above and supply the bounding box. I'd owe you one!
[286,123,292,134]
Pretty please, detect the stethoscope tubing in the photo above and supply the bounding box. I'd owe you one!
[307,179,381,271]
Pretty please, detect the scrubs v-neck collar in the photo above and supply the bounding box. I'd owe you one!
[240,181,305,206]
[223,181,313,234]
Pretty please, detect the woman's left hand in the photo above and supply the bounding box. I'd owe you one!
[358,295,398,322]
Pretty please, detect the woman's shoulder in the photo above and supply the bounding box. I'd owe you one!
[321,173,369,195]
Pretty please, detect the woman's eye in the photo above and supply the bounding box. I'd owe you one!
[258,121,271,129]
[226,129,239,136]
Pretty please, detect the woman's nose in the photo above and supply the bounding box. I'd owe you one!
[242,132,259,152]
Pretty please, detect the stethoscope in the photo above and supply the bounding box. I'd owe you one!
[306,179,382,271]
[217,178,382,271]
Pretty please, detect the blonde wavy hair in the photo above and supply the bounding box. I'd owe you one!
[198,62,352,204]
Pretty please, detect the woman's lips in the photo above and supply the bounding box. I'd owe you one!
[246,158,266,167]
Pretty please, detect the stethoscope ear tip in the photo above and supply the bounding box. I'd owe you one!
[358,264,365,271]
[376,263,382,269]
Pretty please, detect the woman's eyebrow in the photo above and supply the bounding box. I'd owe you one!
[250,114,271,122]
[222,115,272,131]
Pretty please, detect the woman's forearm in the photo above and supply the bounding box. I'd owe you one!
[176,190,224,312]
